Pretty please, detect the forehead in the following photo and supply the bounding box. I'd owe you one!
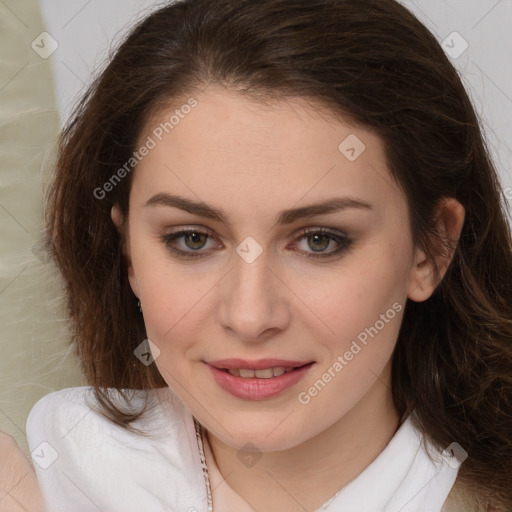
[142,85,377,156]
[131,86,401,222]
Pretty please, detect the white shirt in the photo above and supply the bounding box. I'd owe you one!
[26,386,460,512]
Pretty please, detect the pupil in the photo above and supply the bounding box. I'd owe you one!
[186,232,207,250]
[309,234,329,252]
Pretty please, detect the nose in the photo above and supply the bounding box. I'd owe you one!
[218,247,291,342]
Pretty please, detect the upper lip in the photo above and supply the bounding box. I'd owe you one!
[206,358,314,370]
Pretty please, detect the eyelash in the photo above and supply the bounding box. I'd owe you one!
[161,227,353,261]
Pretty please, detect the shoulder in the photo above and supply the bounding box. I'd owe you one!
[25,387,206,511]
[27,386,95,421]
[26,387,95,443]
[27,386,122,442]
[25,385,196,462]
[26,386,187,442]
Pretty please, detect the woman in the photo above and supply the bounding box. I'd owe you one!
[25,0,512,510]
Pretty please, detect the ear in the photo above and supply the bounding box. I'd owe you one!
[111,204,140,298]
[407,197,465,302]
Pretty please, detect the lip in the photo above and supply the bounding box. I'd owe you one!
[206,360,315,400]
[206,358,313,370]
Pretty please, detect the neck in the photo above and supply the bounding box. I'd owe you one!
[204,364,401,512]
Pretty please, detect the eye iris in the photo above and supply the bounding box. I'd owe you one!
[185,232,207,250]
[308,234,330,252]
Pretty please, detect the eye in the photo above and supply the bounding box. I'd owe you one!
[290,228,352,259]
[161,228,220,259]
[161,227,352,261]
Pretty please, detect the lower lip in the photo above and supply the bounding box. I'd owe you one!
[207,363,314,400]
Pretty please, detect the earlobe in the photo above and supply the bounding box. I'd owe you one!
[111,204,124,233]
[407,248,436,302]
[407,197,465,302]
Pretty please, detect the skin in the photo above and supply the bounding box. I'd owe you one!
[0,432,44,512]
[112,85,465,511]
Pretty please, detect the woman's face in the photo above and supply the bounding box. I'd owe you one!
[114,85,432,451]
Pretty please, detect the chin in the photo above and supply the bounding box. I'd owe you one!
[211,417,309,452]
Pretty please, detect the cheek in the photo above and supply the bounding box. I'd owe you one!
[314,247,410,343]
[295,261,407,424]
[139,274,208,385]
[128,239,204,347]
[141,275,209,347]
[302,244,411,395]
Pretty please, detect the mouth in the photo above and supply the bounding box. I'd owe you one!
[219,364,311,378]
[205,360,315,400]
[206,358,314,376]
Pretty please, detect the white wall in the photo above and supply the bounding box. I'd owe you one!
[39,0,512,191]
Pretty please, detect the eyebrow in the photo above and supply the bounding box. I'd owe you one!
[144,193,373,225]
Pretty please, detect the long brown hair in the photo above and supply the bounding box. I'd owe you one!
[45,0,512,508]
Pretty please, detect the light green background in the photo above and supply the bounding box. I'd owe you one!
[0,0,85,454]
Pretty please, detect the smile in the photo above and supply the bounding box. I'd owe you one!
[224,367,296,378]
[206,361,315,400]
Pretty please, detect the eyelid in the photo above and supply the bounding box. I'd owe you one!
[163,225,222,247]
[163,224,347,240]
[161,225,352,260]
[291,225,348,239]
[287,227,352,258]
[163,224,219,240]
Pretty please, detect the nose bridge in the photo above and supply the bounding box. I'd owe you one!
[219,241,289,340]
[234,248,270,301]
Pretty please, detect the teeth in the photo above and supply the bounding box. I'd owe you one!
[226,367,292,378]
[254,368,273,378]
[271,367,286,377]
